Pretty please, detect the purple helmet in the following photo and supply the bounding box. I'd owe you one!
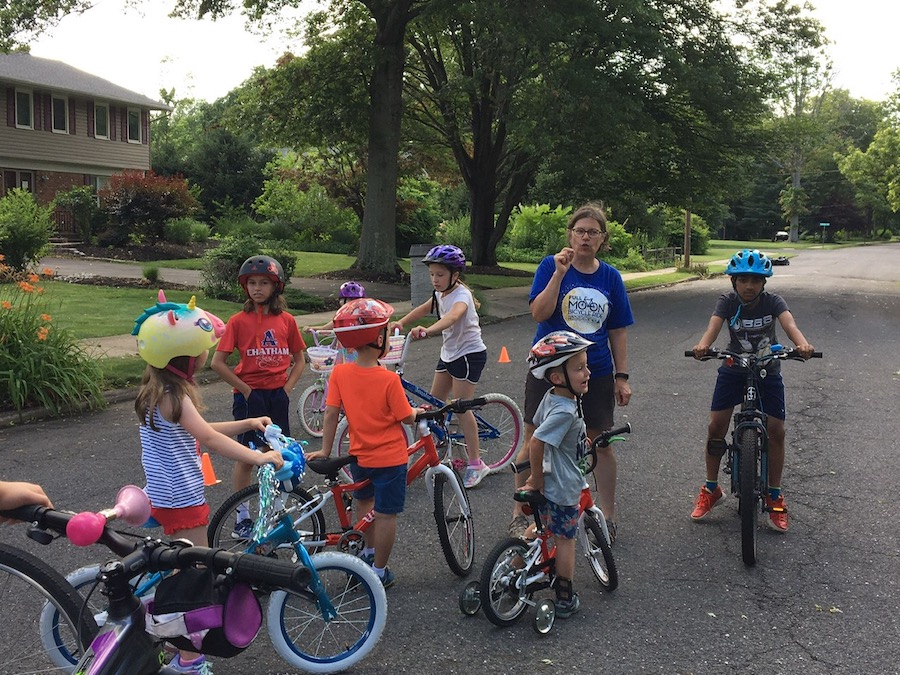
[423,244,466,270]
[339,281,366,299]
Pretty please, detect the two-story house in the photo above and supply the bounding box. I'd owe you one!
[0,52,170,234]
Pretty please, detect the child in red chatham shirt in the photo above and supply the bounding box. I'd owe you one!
[210,255,305,539]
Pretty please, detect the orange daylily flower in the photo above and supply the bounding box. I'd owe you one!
[17,281,35,293]
[37,326,49,341]
[1,301,11,310]
[41,313,52,322]
[27,273,39,283]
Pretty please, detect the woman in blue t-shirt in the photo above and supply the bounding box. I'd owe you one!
[509,202,634,544]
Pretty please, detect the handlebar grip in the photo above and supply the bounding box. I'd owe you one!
[450,397,487,411]
[812,351,823,358]
[684,350,694,357]
[510,460,531,474]
[228,551,312,592]
[0,504,47,524]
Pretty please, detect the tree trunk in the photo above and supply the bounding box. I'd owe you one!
[355,4,412,275]
[789,169,801,243]
[683,208,692,269]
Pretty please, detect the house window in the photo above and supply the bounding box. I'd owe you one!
[94,103,109,139]
[127,108,140,143]
[15,89,33,128]
[52,95,68,133]
[2,170,34,196]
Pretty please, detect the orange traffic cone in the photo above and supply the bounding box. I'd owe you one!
[498,346,511,363]
[200,452,221,486]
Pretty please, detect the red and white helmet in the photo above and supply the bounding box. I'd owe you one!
[528,331,593,380]
[332,298,394,349]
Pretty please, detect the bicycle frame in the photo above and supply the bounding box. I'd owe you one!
[299,419,468,550]
[726,356,770,498]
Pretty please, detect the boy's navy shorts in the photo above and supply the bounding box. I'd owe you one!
[539,500,579,539]
[233,388,291,445]
[436,350,487,383]
[711,365,786,420]
[348,463,407,515]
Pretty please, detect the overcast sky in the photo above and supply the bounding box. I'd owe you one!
[28,0,899,104]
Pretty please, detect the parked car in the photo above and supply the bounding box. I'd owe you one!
[772,231,789,242]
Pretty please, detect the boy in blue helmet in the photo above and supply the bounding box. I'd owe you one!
[689,249,815,532]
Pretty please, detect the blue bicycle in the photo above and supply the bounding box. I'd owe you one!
[333,331,523,474]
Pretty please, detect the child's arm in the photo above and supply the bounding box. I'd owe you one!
[210,350,251,398]
[692,315,725,358]
[389,298,433,334]
[176,399,283,469]
[522,436,545,493]
[283,349,306,394]
[0,481,52,524]
[412,301,467,339]
[778,311,815,358]
[305,405,341,460]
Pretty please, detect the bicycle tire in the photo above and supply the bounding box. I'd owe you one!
[0,543,98,671]
[298,383,327,438]
[480,537,531,627]
[738,427,759,566]
[267,551,387,673]
[207,484,327,556]
[474,393,523,473]
[433,471,475,576]
[579,511,618,591]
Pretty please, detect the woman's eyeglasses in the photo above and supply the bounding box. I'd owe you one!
[570,227,603,239]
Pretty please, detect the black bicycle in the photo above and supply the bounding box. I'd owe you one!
[686,345,822,565]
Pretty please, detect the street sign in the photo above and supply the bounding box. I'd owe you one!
[820,222,830,227]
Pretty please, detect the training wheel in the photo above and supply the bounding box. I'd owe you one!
[459,581,481,616]
[533,598,555,634]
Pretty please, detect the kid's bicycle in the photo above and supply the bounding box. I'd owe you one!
[685,344,822,566]
[209,400,480,577]
[332,331,522,474]
[296,329,339,438]
[458,424,631,633]
[38,445,387,673]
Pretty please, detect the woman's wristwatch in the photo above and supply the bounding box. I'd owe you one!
[614,372,629,381]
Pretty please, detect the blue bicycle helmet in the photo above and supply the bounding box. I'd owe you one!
[422,245,466,270]
[726,249,773,277]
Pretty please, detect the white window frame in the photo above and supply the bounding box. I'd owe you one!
[15,89,33,129]
[51,94,68,133]
[126,107,141,143]
[94,102,109,139]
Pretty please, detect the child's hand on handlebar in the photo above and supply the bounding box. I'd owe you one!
[692,344,711,359]
[253,449,284,470]
[247,416,273,433]
[794,343,815,359]
[0,481,52,524]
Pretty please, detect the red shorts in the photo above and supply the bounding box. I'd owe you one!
[150,503,210,536]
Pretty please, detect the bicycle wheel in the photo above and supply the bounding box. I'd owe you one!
[474,393,523,472]
[208,484,327,556]
[579,511,618,591]
[738,427,760,566]
[267,551,387,674]
[0,543,98,671]
[298,382,327,438]
[479,537,530,627]
[433,470,475,576]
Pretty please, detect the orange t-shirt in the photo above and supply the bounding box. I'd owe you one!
[325,363,412,467]
[216,310,306,390]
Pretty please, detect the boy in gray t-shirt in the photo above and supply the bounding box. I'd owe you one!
[522,331,593,619]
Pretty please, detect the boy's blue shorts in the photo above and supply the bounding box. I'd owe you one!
[711,365,786,420]
[539,500,579,539]
[348,463,407,515]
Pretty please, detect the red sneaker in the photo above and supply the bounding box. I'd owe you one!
[691,485,724,520]
[765,495,789,532]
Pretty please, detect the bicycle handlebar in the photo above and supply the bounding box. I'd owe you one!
[683,346,823,361]
[416,396,488,421]
[0,503,311,592]
[510,422,632,474]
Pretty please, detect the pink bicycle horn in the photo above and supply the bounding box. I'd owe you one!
[66,485,151,547]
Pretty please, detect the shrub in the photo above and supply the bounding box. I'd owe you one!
[605,220,633,258]
[0,259,105,417]
[51,186,106,243]
[99,170,199,242]
[200,236,297,301]
[143,265,160,283]
[253,181,358,245]
[508,204,571,256]
[434,215,471,252]
[164,217,209,245]
[0,189,53,272]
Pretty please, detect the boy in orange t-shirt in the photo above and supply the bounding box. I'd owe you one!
[305,298,423,588]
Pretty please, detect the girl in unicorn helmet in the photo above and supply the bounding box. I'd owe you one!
[133,290,284,674]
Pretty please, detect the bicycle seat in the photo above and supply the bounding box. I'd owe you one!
[308,455,357,477]
[513,489,547,508]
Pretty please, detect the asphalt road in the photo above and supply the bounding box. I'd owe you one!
[2,244,898,674]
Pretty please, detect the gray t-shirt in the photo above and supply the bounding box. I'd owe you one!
[532,391,589,507]
[713,290,789,371]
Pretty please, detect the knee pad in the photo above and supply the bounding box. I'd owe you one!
[706,438,727,458]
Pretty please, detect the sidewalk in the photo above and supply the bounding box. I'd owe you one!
[40,255,683,359]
